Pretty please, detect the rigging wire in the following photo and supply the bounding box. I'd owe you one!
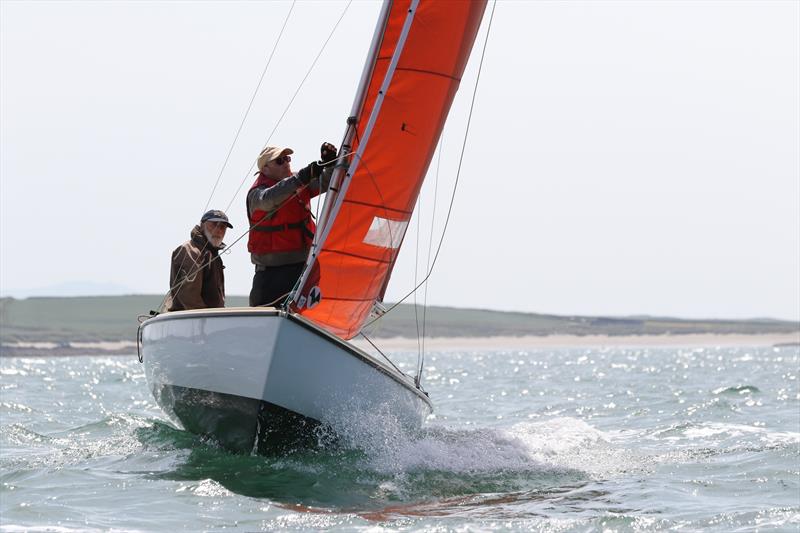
[415,137,443,386]
[413,194,422,359]
[359,331,405,377]
[225,0,353,213]
[363,0,497,328]
[167,2,297,310]
[423,142,442,352]
[202,1,297,213]
[161,1,352,315]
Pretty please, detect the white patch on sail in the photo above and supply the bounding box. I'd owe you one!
[363,217,408,249]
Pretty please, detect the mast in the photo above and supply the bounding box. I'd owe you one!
[315,0,420,246]
[290,0,417,308]
[310,0,394,243]
[289,0,487,339]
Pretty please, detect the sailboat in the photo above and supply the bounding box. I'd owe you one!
[139,0,488,453]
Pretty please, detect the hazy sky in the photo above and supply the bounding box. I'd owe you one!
[1,1,798,320]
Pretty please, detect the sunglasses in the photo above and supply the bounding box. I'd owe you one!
[273,155,291,165]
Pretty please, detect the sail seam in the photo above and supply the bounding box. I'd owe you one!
[341,198,412,215]
[323,249,393,264]
[372,59,463,82]
[396,66,462,82]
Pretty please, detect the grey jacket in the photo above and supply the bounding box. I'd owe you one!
[247,166,332,267]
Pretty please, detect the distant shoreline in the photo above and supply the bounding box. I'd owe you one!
[2,332,797,357]
[4,296,798,348]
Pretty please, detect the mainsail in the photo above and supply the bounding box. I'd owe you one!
[291,0,487,339]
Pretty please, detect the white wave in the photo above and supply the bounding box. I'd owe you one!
[328,406,624,478]
[506,417,608,455]
[683,422,800,445]
[175,478,232,497]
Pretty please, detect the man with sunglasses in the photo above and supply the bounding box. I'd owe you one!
[246,142,337,307]
[166,209,233,312]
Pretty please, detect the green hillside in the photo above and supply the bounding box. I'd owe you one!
[1,295,797,344]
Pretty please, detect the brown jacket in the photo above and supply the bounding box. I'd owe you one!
[165,225,225,312]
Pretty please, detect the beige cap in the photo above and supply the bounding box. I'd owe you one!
[257,146,293,171]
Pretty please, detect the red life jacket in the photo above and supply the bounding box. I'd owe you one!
[247,173,315,255]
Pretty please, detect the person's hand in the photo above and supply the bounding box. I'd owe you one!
[320,142,337,165]
[298,143,337,184]
[299,161,324,183]
[297,164,315,184]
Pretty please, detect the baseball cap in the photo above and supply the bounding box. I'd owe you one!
[200,209,233,229]
[257,146,293,171]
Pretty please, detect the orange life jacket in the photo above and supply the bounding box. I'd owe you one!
[247,173,315,255]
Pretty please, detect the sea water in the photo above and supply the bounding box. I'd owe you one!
[1,345,798,532]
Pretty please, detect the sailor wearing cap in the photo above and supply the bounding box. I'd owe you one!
[246,142,337,307]
[165,209,233,312]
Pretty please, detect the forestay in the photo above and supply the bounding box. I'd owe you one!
[291,0,487,339]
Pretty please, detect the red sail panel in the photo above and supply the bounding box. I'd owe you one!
[297,0,487,339]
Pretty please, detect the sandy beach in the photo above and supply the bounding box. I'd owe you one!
[351,332,800,352]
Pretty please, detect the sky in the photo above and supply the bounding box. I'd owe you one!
[1,0,798,321]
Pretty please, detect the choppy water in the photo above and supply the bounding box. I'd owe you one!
[1,344,799,531]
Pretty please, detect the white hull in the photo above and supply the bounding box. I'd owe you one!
[140,308,432,453]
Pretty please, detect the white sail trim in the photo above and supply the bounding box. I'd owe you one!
[363,217,408,249]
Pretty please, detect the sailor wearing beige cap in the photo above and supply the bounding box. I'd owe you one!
[246,142,337,307]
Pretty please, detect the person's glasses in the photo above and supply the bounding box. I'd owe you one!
[273,155,291,165]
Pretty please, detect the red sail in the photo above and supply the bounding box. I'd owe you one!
[295,0,487,339]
